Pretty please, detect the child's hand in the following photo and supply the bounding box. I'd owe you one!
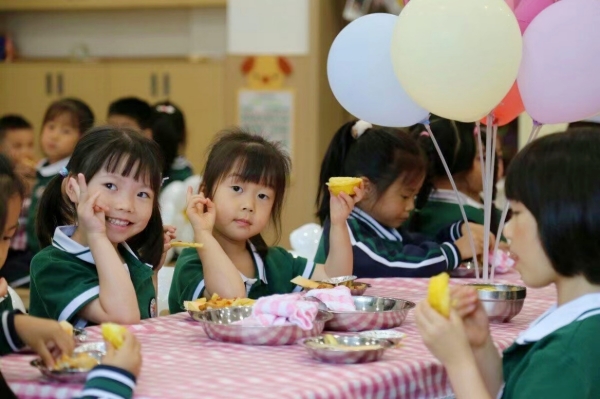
[415,300,472,367]
[455,223,495,260]
[451,286,490,348]
[102,330,142,378]
[329,182,364,225]
[0,278,7,298]
[14,315,75,369]
[69,173,109,238]
[14,160,36,179]
[185,187,215,235]
[158,225,177,267]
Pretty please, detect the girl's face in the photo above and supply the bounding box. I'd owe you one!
[0,194,22,268]
[360,175,424,228]
[70,163,155,245]
[41,113,80,164]
[504,201,555,288]
[464,144,485,195]
[210,172,275,243]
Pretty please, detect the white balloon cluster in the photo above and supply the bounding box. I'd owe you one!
[288,223,323,261]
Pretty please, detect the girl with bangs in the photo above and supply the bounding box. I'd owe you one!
[29,126,174,327]
[168,129,362,313]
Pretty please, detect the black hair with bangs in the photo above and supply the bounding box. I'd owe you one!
[316,121,427,225]
[36,126,165,268]
[505,128,600,284]
[201,128,290,257]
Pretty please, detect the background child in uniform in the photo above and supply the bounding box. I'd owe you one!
[0,115,36,287]
[29,126,174,327]
[315,120,490,278]
[168,129,362,313]
[107,97,153,139]
[152,101,193,188]
[0,153,142,399]
[27,98,95,254]
[416,128,600,399]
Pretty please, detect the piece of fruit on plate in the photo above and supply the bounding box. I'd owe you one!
[326,177,362,196]
[101,323,128,349]
[428,272,450,317]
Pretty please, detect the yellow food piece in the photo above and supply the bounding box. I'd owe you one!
[326,177,362,196]
[183,293,255,312]
[290,276,321,289]
[101,323,128,349]
[323,334,338,345]
[59,320,73,337]
[428,273,451,317]
[170,241,204,248]
[54,352,99,371]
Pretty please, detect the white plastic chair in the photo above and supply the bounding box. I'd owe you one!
[157,266,175,316]
[289,223,323,261]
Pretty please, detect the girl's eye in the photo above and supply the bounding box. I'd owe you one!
[232,186,242,193]
[138,192,151,199]
[104,183,117,190]
[258,193,269,200]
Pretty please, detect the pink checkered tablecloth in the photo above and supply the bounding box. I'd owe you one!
[2,272,555,399]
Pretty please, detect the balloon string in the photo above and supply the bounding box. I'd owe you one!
[490,122,543,281]
[425,124,479,278]
[482,114,494,281]
[476,121,485,193]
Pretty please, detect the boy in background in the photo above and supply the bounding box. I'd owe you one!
[107,97,153,139]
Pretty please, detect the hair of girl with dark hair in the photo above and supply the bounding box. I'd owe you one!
[316,121,427,225]
[42,98,95,135]
[201,128,290,259]
[108,97,153,130]
[153,101,186,146]
[0,154,26,232]
[505,128,600,285]
[36,126,165,268]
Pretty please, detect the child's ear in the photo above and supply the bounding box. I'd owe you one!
[361,177,373,197]
[62,177,78,204]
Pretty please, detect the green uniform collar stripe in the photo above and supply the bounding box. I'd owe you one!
[429,188,484,210]
[351,208,400,241]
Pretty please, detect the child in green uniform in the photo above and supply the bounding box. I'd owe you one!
[169,129,363,313]
[407,115,501,239]
[416,128,600,399]
[0,154,142,399]
[27,98,95,254]
[152,101,193,188]
[30,126,173,328]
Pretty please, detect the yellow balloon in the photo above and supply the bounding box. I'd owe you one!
[391,0,522,122]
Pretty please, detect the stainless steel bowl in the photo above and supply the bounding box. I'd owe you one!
[305,282,369,296]
[358,330,406,345]
[30,341,106,383]
[191,306,333,345]
[325,296,415,332]
[450,261,492,278]
[301,334,393,364]
[466,283,527,323]
[320,275,357,285]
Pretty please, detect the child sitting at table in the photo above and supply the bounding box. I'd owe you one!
[107,96,153,139]
[168,129,363,313]
[416,128,600,398]
[29,126,174,327]
[314,120,491,278]
[0,154,142,399]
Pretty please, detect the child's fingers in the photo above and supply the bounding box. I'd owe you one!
[37,342,55,369]
[76,173,88,200]
[186,186,193,205]
[204,198,215,214]
[69,177,81,200]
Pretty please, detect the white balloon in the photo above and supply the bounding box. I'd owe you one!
[183,175,203,194]
[289,223,323,261]
[159,181,187,212]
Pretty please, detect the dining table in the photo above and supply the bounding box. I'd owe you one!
[2,270,556,399]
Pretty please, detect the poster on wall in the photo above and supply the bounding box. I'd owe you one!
[237,89,295,156]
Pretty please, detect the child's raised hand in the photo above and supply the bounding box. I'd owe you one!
[185,187,215,235]
[0,278,7,298]
[329,182,364,225]
[14,315,75,369]
[455,223,496,261]
[451,286,490,349]
[102,330,142,378]
[69,173,109,238]
[158,225,177,267]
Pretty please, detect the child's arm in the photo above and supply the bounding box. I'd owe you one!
[312,187,364,281]
[69,175,141,325]
[185,188,245,298]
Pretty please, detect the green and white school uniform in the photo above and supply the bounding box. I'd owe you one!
[29,226,156,328]
[26,157,70,253]
[410,189,501,239]
[168,243,314,314]
[501,293,600,398]
[163,156,193,188]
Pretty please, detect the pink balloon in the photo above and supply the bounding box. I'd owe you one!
[514,0,554,33]
[518,0,600,124]
[505,0,516,10]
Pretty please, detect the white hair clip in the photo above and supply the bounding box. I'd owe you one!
[162,177,170,186]
[352,120,373,139]
[156,105,176,114]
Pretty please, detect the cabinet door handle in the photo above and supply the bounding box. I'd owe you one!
[150,73,158,97]
[163,73,170,97]
[45,73,53,96]
[56,73,64,96]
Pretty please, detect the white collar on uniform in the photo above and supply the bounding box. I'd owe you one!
[171,156,191,171]
[241,242,268,285]
[36,157,70,177]
[51,225,152,269]
[515,292,600,345]
[429,188,484,210]
[350,207,402,242]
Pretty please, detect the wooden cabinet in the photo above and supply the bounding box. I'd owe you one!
[0,0,226,11]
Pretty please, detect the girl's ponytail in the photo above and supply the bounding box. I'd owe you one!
[36,175,75,249]
[316,121,362,225]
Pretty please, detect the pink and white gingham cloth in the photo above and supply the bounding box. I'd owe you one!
[491,249,515,274]
[304,285,356,311]
[237,293,319,330]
